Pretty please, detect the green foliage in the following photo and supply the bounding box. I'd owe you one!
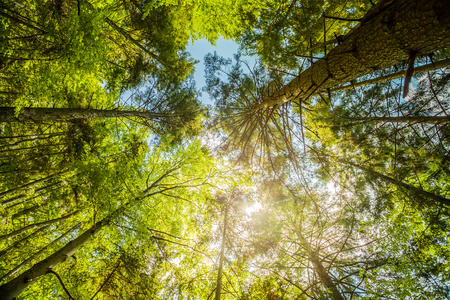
[2,0,450,299]
[239,0,373,69]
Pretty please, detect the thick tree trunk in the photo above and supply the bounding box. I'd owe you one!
[257,0,450,109]
[0,107,169,123]
[346,161,450,206]
[298,233,345,300]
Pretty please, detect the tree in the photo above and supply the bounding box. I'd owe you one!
[253,0,450,109]
[0,139,219,299]
[3,0,450,299]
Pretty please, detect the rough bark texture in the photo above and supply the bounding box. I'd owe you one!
[258,0,450,109]
[0,107,165,123]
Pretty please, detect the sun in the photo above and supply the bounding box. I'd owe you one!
[245,202,262,215]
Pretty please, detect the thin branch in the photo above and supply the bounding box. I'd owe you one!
[47,270,76,299]
[322,14,362,22]
[89,261,121,300]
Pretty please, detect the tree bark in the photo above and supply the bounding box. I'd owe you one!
[0,107,171,123]
[340,115,450,125]
[329,58,450,93]
[0,211,78,242]
[0,168,179,299]
[257,0,450,109]
[0,223,80,281]
[0,217,107,300]
[0,172,65,200]
[215,206,228,300]
[298,232,345,300]
[346,161,450,206]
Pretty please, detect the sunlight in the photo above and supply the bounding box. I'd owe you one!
[246,202,262,215]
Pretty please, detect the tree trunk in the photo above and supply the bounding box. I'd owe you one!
[0,217,108,300]
[346,161,450,206]
[0,223,80,281]
[329,58,450,93]
[0,211,78,241]
[215,206,228,300]
[298,232,345,300]
[0,107,170,123]
[0,168,178,299]
[104,17,164,66]
[257,0,450,109]
[0,172,65,200]
[340,115,450,125]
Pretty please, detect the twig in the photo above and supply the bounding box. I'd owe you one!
[323,14,362,22]
[89,261,121,300]
[47,270,76,299]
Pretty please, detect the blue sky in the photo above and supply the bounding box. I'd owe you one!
[186,37,239,106]
[187,37,239,104]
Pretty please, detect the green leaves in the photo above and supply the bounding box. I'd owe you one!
[2,0,450,299]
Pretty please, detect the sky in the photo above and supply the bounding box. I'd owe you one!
[119,37,243,109]
[186,37,239,106]
[186,37,257,106]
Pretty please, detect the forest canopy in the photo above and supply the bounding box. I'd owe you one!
[0,0,450,299]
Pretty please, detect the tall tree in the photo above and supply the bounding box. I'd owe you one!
[0,139,220,299]
[254,0,450,109]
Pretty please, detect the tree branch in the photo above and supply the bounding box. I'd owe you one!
[47,270,76,300]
